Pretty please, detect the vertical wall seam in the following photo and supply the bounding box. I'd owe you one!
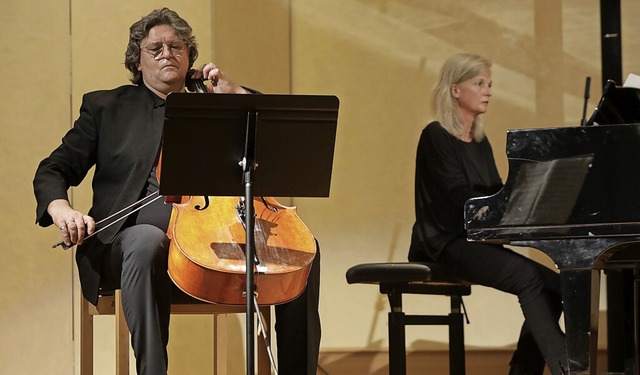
[68,1,77,374]
[288,0,293,95]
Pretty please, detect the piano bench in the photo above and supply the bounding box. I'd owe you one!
[346,262,471,375]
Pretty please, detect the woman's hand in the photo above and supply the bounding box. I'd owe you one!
[47,199,96,246]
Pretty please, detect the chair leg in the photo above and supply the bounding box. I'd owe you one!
[212,308,272,375]
[213,306,271,375]
[80,297,94,375]
[115,290,130,375]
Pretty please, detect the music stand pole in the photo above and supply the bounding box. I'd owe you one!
[243,165,256,375]
[242,110,258,375]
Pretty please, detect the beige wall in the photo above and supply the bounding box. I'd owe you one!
[2,0,639,374]
[1,1,74,374]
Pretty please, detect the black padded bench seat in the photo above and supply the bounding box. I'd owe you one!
[346,262,471,375]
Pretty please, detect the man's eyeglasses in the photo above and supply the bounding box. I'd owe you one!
[140,42,187,59]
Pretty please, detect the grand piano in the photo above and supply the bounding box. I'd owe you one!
[465,81,640,375]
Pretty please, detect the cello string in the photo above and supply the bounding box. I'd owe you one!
[52,192,165,249]
[253,295,278,374]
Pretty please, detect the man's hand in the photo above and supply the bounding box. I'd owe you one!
[47,199,96,246]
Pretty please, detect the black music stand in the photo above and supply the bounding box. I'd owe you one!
[159,92,339,374]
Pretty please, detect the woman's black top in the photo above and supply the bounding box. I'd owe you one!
[408,121,503,262]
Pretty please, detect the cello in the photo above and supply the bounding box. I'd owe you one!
[164,195,316,305]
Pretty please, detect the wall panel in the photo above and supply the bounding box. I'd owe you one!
[0,1,73,374]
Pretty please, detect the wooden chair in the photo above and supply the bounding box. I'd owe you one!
[346,262,471,375]
[80,290,272,375]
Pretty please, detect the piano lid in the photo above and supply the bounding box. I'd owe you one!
[465,124,640,242]
[585,79,640,126]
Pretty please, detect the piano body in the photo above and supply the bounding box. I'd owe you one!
[465,82,640,374]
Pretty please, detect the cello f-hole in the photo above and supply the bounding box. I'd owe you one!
[194,196,210,210]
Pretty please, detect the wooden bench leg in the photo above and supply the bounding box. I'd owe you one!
[83,293,272,375]
[212,308,271,375]
[213,313,228,375]
[81,297,93,375]
[115,290,130,375]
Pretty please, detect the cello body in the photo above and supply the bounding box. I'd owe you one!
[166,195,316,305]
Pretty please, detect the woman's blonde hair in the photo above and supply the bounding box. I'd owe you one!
[433,53,492,142]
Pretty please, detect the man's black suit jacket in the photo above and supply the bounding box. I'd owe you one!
[34,84,166,305]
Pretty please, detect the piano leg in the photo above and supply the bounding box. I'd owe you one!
[607,268,638,375]
[560,268,601,374]
[635,269,640,375]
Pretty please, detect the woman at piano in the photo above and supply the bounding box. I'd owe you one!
[408,53,568,375]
